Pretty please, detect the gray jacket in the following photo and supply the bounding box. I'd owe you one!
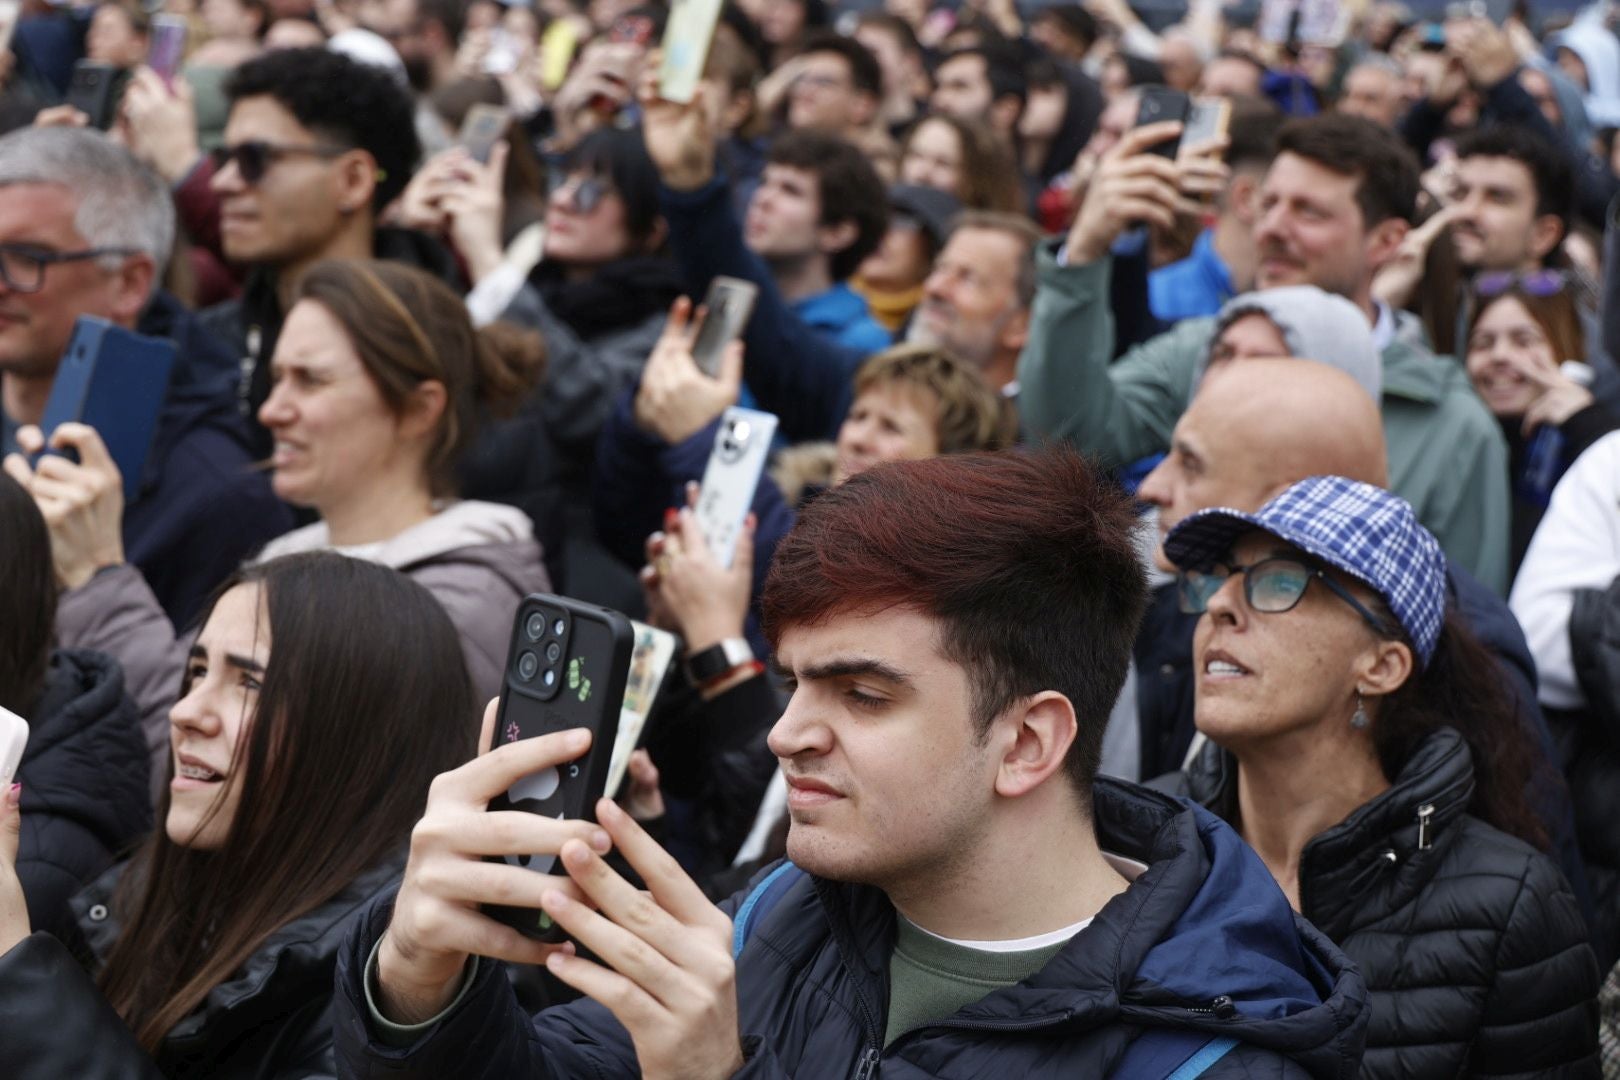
[56,501,550,801]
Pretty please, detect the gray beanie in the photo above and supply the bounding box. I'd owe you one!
[1194,286,1382,403]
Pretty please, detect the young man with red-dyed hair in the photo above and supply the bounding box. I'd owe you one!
[332,447,1368,1078]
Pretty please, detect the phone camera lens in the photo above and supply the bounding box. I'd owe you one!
[525,612,546,641]
[545,641,562,663]
[552,618,566,637]
[517,651,539,680]
[543,668,557,687]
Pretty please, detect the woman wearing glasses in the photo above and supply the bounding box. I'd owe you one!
[1464,270,1618,577]
[1161,476,1599,1077]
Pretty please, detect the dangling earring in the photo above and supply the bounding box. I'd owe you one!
[1351,690,1369,730]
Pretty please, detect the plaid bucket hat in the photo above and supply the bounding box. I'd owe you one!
[1162,475,1448,667]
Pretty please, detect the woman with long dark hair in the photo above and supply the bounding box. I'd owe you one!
[0,552,476,1076]
[1162,476,1599,1076]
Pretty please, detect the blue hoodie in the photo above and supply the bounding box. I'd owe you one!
[332,779,1369,1077]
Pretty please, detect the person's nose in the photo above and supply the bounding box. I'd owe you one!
[257,379,294,430]
[1138,456,1174,509]
[767,689,835,761]
[211,152,245,194]
[1203,571,1247,627]
[169,676,224,742]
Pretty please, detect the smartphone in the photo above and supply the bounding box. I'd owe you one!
[483,594,635,941]
[690,275,758,378]
[0,706,27,790]
[458,103,510,164]
[1135,86,1191,159]
[66,61,127,131]
[604,622,679,800]
[694,407,778,570]
[657,0,724,104]
[1183,98,1232,148]
[37,316,176,500]
[147,14,188,86]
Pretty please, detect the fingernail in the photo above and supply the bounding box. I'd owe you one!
[563,841,590,867]
[6,783,19,808]
[598,797,624,823]
[589,828,611,853]
[541,888,567,911]
[545,951,567,971]
[568,728,591,750]
[663,507,678,527]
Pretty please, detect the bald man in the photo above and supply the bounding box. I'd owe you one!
[1122,358,1591,916]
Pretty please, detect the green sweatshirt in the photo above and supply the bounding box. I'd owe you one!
[1016,250,1511,594]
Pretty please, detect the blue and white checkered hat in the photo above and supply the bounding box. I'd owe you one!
[1162,476,1448,667]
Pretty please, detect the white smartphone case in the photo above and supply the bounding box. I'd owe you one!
[0,706,28,789]
[695,407,778,569]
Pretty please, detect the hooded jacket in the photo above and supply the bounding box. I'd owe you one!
[0,853,405,1080]
[15,649,150,956]
[1195,287,1382,402]
[1017,251,1511,593]
[54,500,549,800]
[331,780,1369,1078]
[1551,20,1620,128]
[1166,729,1600,1078]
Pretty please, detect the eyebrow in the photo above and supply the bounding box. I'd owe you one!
[188,644,267,674]
[771,655,914,688]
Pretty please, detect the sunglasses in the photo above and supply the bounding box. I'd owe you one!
[1177,555,1393,638]
[210,139,352,185]
[550,175,611,214]
[1473,269,1570,300]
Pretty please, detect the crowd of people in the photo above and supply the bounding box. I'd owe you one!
[1,0,1620,1073]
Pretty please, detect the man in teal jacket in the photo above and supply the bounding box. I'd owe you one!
[1019,113,1511,593]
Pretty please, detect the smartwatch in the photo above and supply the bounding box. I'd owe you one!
[684,637,755,687]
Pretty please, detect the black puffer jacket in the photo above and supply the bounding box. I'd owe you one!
[15,649,150,956]
[1173,728,1600,1077]
[0,852,405,1079]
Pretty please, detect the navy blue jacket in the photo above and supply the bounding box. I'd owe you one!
[1133,562,1595,926]
[659,178,865,445]
[331,780,1369,1078]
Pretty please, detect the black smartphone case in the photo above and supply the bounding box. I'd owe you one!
[66,62,127,130]
[483,594,634,940]
[1136,86,1191,159]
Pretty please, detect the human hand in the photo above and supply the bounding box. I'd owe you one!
[1064,122,1185,265]
[390,150,458,234]
[1521,363,1596,435]
[1373,204,1459,309]
[0,783,26,957]
[374,700,613,1025]
[1174,134,1230,215]
[439,142,511,284]
[119,68,201,183]
[540,797,743,1080]
[637,56,719,192]
[1449,19,1518,89]
[553,40,638,149]
[633,297,743,445]
[3,423,126,590]
[622,750,665,822]
[641,490,755,655]
[32,104,89,129]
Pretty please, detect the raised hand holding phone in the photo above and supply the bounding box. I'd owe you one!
[3,422,127,590]
[1063,121,1185,265]
[634,297,743,445]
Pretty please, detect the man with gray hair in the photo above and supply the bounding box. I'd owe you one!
[0,126,290,627]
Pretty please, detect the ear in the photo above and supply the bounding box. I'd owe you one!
[107,254,157,325]
[1354,636,1414,703]
[998,303,1031,354]
[992,691,1078,799]
[1228,173,1261,225]
[1530,214,1565,264]
[817,218,860,257]
[335,149,380,217]
[1364,216,1409,273]
[398,378,448,443]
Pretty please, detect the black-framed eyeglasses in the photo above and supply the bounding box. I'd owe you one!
[1474,269,1570,300]
[0,243,142,294]
[1177,555,1393,638]
[550,174,611,214]
[210,139,352,185]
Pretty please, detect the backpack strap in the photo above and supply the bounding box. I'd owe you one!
[1111,1029,1241,1078]
[731,861,804,960]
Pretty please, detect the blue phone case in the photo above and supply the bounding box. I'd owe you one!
[37,316,176,500]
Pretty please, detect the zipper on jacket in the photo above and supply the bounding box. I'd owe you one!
[854,1045,881,1080]
[1416,803,1436,850]
[1181,994,1238,1020]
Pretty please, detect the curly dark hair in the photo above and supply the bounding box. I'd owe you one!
[766,130,888,281]
[225,47,420,210]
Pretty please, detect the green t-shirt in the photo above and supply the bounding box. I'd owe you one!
[883,915,1086,1048]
